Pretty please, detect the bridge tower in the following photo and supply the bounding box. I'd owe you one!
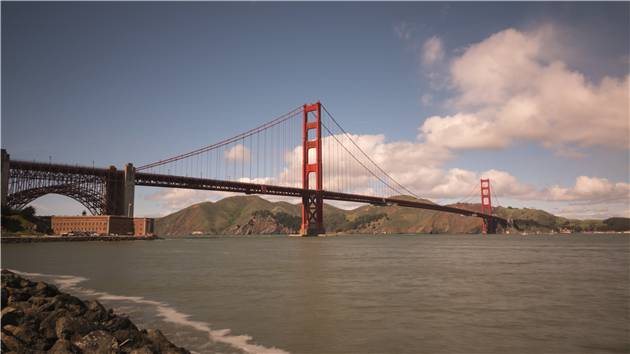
[1,149,10,206]
[300,102,326,236]
[480,178,494,234]
[103,163,135,217]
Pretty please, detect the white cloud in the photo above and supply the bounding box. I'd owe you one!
[539,176,630,204]
[418,28,630,154]
[394,21,414,40]
[555,206,629,220]
[423,36,444,66]
[421,93,433,106]
[223,144,251,163]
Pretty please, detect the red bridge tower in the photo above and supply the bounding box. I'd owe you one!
[481,178,493,233]
[300,102,326,236]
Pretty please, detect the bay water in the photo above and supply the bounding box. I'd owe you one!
[2,234,628,354]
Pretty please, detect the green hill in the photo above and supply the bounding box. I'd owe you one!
[154,196,629,235]
[1,205,53,235]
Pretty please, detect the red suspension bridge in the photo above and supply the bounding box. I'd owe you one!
[2,102,508,234]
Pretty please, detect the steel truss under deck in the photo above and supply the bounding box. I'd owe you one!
[6,161,125,215]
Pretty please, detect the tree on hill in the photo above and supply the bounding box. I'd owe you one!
[341,213,388,232]
[252,210,302,232]
[603,217,630,232]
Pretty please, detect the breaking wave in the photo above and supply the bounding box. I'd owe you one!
[8,269,289,354]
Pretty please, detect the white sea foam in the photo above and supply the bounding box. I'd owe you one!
[9,269,89,289]
[7,269,289,354]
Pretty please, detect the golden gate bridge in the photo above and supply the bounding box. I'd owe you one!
[2,102,508,234]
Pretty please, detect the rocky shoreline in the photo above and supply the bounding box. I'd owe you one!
[1,236,161,244]
[1,269,190,354]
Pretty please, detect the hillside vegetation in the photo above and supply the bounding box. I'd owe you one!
[154,196,629,235]
[1,205,53,235]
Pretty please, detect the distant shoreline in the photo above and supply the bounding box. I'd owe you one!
[1,235,161,243]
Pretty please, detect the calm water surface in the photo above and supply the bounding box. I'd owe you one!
[2,234,628,354]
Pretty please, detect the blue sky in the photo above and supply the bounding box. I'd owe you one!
[2,2,628,220]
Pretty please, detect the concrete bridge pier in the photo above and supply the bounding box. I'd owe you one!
[103,163,135,216]
[1,149,9,206]
[124,163,135,217]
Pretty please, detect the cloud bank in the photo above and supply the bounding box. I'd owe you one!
[417,28,629,156]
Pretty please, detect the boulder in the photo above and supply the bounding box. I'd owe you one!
[75,330,121,354]
[19,312,42,333]
[1,306,23,327]
[0,331,31,353]
[1,286,9,307]
[8,298,35,312]
[2,324,53,351]
[34,282,59,297]
[145,329,175,353]
[54,293,88,317]
[39,308,71,340]
[7,286,32,302]
[28,295,51,307]
[21,279,37,288]
[1,269,23,288]
[113,329,151,350]
[56,316,98,342]
[84,299,115,323]
[100,317,138,333]
[36,297,68,314]
[130,346,156,354]
[47,339,82,354]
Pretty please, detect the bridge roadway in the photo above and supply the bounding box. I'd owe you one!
[135,172,508,223]
[3,159,507,224]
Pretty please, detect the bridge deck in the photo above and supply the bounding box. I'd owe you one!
[135,172,507,223]
[5,161,506,223]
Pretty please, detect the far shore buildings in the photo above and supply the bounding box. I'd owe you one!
[50,216,154,236]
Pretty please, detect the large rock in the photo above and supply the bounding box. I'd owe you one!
[100,316,138,333]
[56,316,98,342]
[36,297,68,314]
[8,297,36,312]
[84,299,115,323]
[1,286,9,307]
[113,329,152,350]
[1,269,24,288]
[7,286,32,302]
[3,324,53,351]
[1,306,23,327]
[145,329,175,353]
[47,339,82,354]
[39,308,71,340]
[28,295,52,307]
[0,332,32,353]
[129,346,155,354]
[19,312,42,333]
[75,330,121,354]
[54,293,88,317]
[33,281,59,297]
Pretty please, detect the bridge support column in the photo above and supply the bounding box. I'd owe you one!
[481,179,492,234]
[483,218,496,234]
[300,102,326,236]
[1,149,9,206]
[104,166,123,215]
[124,163,135,217]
